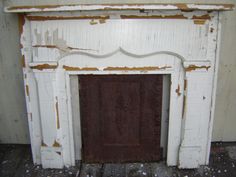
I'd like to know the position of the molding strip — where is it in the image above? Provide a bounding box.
[5,3,234,13]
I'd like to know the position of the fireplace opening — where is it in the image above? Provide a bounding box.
[70,74,170,163]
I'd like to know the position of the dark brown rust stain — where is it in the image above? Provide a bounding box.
[25,85,29,96]
[103,66,171,71]
[120,14,187,19]
[30,63,58,70]
[63,65,99,71]
[26,15,110,21]
[185,65,211,72]
[22,55,26,68]
[53,140,61,147]
[175,85,181,96]
[18,14,25,36]
[55,97,60,129]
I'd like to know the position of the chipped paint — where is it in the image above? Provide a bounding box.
[175,4,189,10]
[90,19,98,25]
[25,85,29,96]
[18,14,25,35]
[192,14,211,20]
[53,140,61,147]
[184,79,187,91]
[121,14,211,20]
[194,19,207,25]
[187,4,234,11]
[182,79,188,118]
[210,27,214,33]
[120,14,188,19]
[185,65,211,72]
[22,55,26,68]
[175,85,181,96]
[56,152,61,155]
[63,65,99,71]
[55,97,60,129]
[30,63,58,70]
[5,4,234,13]
[41,141,48,147]
[103,66,171,71]
[26,15,110,21]
[32,44,97,52]
[99,19,106,24]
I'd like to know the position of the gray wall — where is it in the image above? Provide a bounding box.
[0,1,29,144]
[213,8,236,142]
[0,0,235,143]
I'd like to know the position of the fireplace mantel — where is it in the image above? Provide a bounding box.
[8,3,234,169]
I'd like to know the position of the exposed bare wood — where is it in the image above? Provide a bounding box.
[103,66,171,71]
[26,15,110,21]
[30,63,58,70]
[185,65,211,72]
[63,65,99,71]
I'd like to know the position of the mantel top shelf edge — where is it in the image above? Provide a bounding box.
[4,3,234,13]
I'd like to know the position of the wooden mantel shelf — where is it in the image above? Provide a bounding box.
[5,3,234,13]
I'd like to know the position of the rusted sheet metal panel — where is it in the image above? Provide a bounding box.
[79,75,163,162]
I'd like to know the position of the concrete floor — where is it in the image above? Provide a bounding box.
[0,143,235,177]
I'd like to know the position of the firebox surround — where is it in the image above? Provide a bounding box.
[7,3,234,169]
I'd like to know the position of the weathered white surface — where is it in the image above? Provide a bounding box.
[30,18,209,61]
[0,1,29,144]
[3,0,235,7]
[70,76,82,160]
[18,9,220,169]
[4,4,234,13]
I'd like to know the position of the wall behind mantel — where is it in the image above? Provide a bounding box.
[0,1,29,144]
[0,0,235,143]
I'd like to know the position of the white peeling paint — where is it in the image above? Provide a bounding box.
[4,4,234,13]
[20,10,221,169]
